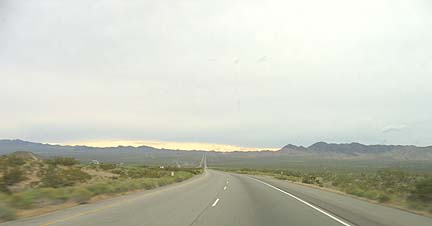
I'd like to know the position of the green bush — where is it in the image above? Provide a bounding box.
[85,183,114,195]
[0,182,10,194]
[42,168,91,188]
[46,188,72,203]
[4,156,25,167]
[411,178,432,202]
[9,187,76,209]
[377,194,390,203]
[99,163,116,170]
[45,157,79,166]
[70,188,92,204]
[301,176,317,184]
[142,180,158,189]
[0,203,16,221]
[10,191,38,209]
[8,186,97,209]
[2,168,25,186]
[111,168,128,178]
[125,168,168,179]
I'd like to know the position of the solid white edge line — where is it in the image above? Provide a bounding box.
[251,178,354,226]
[212,198,220,207]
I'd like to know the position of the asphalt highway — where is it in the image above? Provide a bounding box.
[1,170,431,226]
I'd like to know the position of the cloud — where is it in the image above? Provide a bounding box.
[382,125,407,133]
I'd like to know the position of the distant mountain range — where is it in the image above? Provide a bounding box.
[0,139,205,166]
[278,142,432,160]
[0,139,431,165]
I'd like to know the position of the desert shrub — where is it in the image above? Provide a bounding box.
[111,168,127,178]
[142,180,158,189]
[99,163,116,170]
[110,168,123,174]
[42,168,91,188]
[10,191,40,209]
[2,168,25,186]
[0,181,10,194]
[45,157,79,166]
[0,158,6,171]
[345,187,366,197]
[70,188,92,204]
[9,187,80,209]
[407,201,429,211]
[4,156,25,167]
[301,176,317,184]
[377,194,390,202]
[114,182,131,192]
[82,171,194,196]
[410,178,432,202]
[0,203,16,221]
[85,183,115,195]
[44,188,72,203]
[8,186,97,209]
[363,190,378,200]
[166,167,202,175]
[273,175,287,180]
[124,168,169,179]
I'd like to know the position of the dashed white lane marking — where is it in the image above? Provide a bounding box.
[211,198,220,207]
[251,178,354,226]
[224,186,227,190]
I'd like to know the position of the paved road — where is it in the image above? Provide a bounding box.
[2,170,431,226]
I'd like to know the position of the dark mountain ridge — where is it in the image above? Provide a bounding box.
[1,139,432,163]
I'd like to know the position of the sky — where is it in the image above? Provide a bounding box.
[1,0,432,150]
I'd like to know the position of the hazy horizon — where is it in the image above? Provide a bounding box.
[1,0,432,147]
[49,139,432,151]
[2,138,432,152]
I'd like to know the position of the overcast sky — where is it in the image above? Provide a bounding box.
[1,0,431,149]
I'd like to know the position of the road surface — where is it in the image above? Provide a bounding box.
[2,170,431,226]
